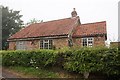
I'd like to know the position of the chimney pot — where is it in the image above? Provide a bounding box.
[71,8,77,17]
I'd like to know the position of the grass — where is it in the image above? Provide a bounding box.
[8,66,59,78]
[5,66,106,79]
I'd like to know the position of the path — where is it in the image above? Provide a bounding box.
[2,68,22,78]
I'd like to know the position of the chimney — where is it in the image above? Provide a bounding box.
[71,8,77,17]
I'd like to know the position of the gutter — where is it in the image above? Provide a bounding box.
[7,35,68,42]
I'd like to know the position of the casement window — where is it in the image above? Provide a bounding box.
[82,37,94,47]
[40,40,53,49]
[16,41,26,50]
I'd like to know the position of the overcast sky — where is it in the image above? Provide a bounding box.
[1,0,119,43]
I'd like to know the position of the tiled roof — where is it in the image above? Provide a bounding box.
[8,16,107,40]
[8,17,79,40]
[73,21,107,37]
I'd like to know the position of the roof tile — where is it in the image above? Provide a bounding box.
[73,21,107,37]
[9,17,78,39]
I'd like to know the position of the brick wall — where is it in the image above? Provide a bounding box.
[8,38,69,50]
[72,38,82,47]
[8,40,40,50]
[8,36,106,50]
[72,35,106,47]
[94,35,106,46]
[9,41,16,50]
[25,40,39,50]
[53,38,68,49]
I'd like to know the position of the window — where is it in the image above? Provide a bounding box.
[82,37,93,47]
[16,41,26,50]
[40,40,53,49]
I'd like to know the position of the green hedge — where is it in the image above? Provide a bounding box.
[63,47,120,75]
[2,50,58,67]
[1,47,120,76]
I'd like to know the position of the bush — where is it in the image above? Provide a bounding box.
[1,47,120,77]
[2,50,58,67]
[63,47,120,76]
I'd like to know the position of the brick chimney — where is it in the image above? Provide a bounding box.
[71,8,77,17]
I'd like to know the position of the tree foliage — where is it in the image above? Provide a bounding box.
[25,18,43,26]
[2,6,23,50]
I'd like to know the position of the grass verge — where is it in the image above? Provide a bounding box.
[8,66,59,78]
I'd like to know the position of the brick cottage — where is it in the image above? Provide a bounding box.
[8,8,107,50]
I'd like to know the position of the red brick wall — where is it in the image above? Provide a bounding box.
[94,35,106,46]
[53,38,68,49]
[8,40,39,50]
[73,35,106,47]
[9,42,16,50]
[25,40,39,50]
[8,36,106,50]
[8,38,69,50]
[72,38,82,47]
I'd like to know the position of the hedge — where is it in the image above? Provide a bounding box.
[2,50,59,67]
[63,47,120,75]
[1,47,120,76]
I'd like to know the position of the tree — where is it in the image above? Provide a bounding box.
[2,6,23,50]
[25,18,43,26]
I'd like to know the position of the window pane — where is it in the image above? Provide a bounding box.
[49,40,53,49]
[44,40,48,43]
[82,38,87,46]
[88,38,93,47]
[49,40,52,44]
[88,38,92,41]
[40,40,53,49]
[82,38,93,47]
[40,40,43,49]
[83,43,87,46]
[44,43,48,49]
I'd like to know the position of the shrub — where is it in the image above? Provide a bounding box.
[1,46,120,77]
[63,47,120,76]
[2,50,58,67]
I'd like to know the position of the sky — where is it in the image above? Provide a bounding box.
[0,0,119,43]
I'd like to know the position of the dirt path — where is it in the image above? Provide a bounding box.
[2,68,22,78]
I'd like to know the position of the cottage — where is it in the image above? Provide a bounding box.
[8,8,107,50]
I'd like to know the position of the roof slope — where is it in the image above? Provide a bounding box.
[9,17,78,40]
[73,21,107,37]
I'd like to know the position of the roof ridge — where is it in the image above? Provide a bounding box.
[26,16,80,28]
[81,21,106,25]
[33,17,73,25]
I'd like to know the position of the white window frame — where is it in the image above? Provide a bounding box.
[40,40,53,49]
[16,41,26,50]
[82,37,94,47]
